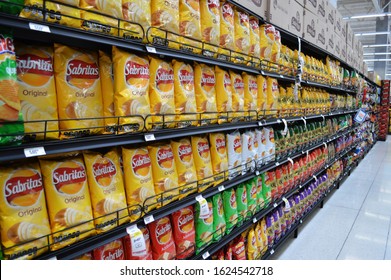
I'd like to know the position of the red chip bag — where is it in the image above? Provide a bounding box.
[171,206,195,259]
[123,227,153,260]
[148,216,176,260]
[225,244,233,260]
[212,248,225,260]
[92,239,126,260]
[232,236,246,260]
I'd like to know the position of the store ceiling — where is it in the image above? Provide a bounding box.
[337,0,391,78]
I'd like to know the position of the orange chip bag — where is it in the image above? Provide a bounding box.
[122,147,156,220]
[54,44,104,138]
[112,47,150,132]
[83,149,129,233]
[39,155,95,251]
[215,66,233,123]
[243,72,258,112]
[230,71,244,120]
[173,60,197,127]
[266,77,279,117]
[148,143,179,207]
[0,161,51,260]
[123,226,153,260]
[257,75,267,114]
[232,235,246,260]
[171,206,195,259]
[219,1,234,55]
[209,133,228,185]
[191,135,214,191]
[170,138,197,199]
[20,0,81,29]
[149,57,176,129]
[233,8,250,62]
[200,0,220,55]
[249,16,260,59]
[15,43,59,140]
[148,216,176,260]
[121,0,150,41]
[194,62,218,125]
[93,238,126,260]
[179,0,202,54]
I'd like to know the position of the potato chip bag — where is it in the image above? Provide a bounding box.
[209,133,228,185]
[93,238,125,260]
[148,216,176,260]
[265,214,275,246]
[264,127,275,162]
[222,188,238,234]
[233,8,249,62]
[229,71,244,120]
[255,174,265,211]
[227,131,242,179]
[83,149,128,233]
[247,228,258,260]
[257,75,267,114]
[194,62,218,125]
[149,57,176,129]
[121,0,150,41]
[170,138,197,199]
[200,0,220,55]
[249,16,260,60]
[112,47,150,132]
[271,30,281,65]
[195,197,213,252]
[243,72,257,112]
[274,166,283,200]
[172,60,197,127]
[191,135,214,191]
[171,206,195,259]
[98,51,115,132]
[232,235,246,260]
[212,248,225,260]
[179,0,202,54]
[266,77,279,117]
[241,131,254,172]
[123,226,153,260]
[80,0,122,36]
[215,66,233,123]
[257,218,268,255]
[260,24,275,63]
[263,171,274,205]
[212,193,226,241]
[20,0,81,28]
[219,1,235,55]
[225,244,233,259]
[54,44,104,137]
[148,143,179,207]
[235,184,247,222]
[122,147,156,219]
[39,155,95,251]
[0,161,51,260]
[246,178,257,214]
[255,128,266,165]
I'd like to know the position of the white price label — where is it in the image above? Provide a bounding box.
[144,134,156,141]
[270,249,275,255]
[49,256,57,260]
[218,185,225,192]
[323,142,328,149]
[275,162,280,167]
[24,146,46,158]
[255,170,260,176]
[313,175,317,181]
[261,71,265,75]
[287,157,294,165]
[277,119,282,124]
[143,215,155,224]
[202,252,210,259]
[146,46,157,53]
[258,121,263,127]
[126,225,147,257]
[253,217,258,223]
[299,185,302,189]
[29,22,51,33]
[300,219,303,224]
[196,195,209,219]
[280,75,284,78]
[273,203,278,208]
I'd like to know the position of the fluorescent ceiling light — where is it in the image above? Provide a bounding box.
[363,59,391,61]
[386,74,391,76]
[343,13,391,19]
[363,52,391,55]
[363,44,391,48]
[355,32,390,36]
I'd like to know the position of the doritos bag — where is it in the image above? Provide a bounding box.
[148,216,176,260]
[171,206,195,259]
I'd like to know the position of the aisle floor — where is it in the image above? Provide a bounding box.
[271,138,391,260]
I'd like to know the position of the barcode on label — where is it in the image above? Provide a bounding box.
[143,215,154,224]
[24,147,46,158]
[29,23,51,33]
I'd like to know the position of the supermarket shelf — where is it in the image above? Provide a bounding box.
[301,79,357,94]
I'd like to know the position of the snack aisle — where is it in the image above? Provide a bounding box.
[0,0,387,261]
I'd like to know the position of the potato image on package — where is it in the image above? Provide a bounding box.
[200,0,220,55]
[191,135,214,191]
[0,162,51,259]
[243,72,258,113]
[121,0,150,41]
[179,0,202,54]
[257,75,267,114]
[219,1,235,55]
[209,133,228,185]
[148,216,176,260]
[39,155,95,251]
[195,197,213,252]
[266,77,279,117]
[233,8,250,62]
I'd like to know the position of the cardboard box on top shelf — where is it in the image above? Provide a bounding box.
[340,18,347,42]
[325,0,336,31]
[346,46,353,66]
[267,0,304,37]
[233,0,268,19]
[317,19,327,51]
[304,0,327,23]
[340,40,347,62]
[302,8,318,45]
[346,22,354,47]
[334,34,343,59]
[334,10,344,38]
[325,25,335,55]
[358,40,363,58]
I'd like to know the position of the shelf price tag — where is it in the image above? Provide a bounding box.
[146,46,157,53]
[261,70,265,75]
[253,217,258,223]
[144,134,156,142]
[300,219,303,224]
[202,251,210,259]
[270,249,275,255]
[143,215,155,225]
[29,22,51,33]
[275,162,280,167]
[299,185,302,189]
[323,142,328,149]
[196,195,209,219]
[24,146,46,158]
[313,175,317,181]
[301,117,307,128]
[281,119,288,136]
[287,157,294,166]
[277,119,282,124]
[273,203,278,208]
[218,185,225,192]
[255,170,260,176]
[48,256,57,260]
[126,225,147,257]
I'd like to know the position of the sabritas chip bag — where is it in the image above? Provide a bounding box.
[235,184,248,223]
[249,16,260,60]
[243,72,258,112]
[0,161,51,260]
[232,235,246,260]
[257,75,267,114]
[219,1,235,54]
[191,135,214,191]
[149,57,176,129]
[260,24,275,62]
[80,0,123,36]
[15,43,59,140]
[148,143,179,207]
[194,62,218,125]
[170,138,197,199]
[121,0,150,41]
[171,206,195,259]
[233,8,250,62]
[227,131,242,179]
[209,133,228,185]
[123,226,153,260]
[179,0,202,54]
[255,129,266,165]
[20,0,81,29]
[148,216,176,260]
[241,131,254,172]
[215,66,233,123]
[246,178,257,214]
[172,60,197,127]
[98,51,115,132]
[83,149,129,233]
[112,46,150,132]
[93,238,126,260]
[212,193,226,241]
[222,188,238,234]
[263,171,274,205]
[122,147,156,220]
[230,71,244,120]
[255,174,265,211]
[266,77,279,117]
[200,0,220,55]
[272,30,281,65]
[39,155,95,251]
[247,228,258,260]
[54,44,104,138]
[195,197,213,252]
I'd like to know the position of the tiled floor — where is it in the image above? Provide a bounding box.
[271,138,391,260]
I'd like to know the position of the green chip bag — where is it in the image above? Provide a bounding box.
[212,193,226,241]
[195,197,214,253]
[256,175,265,212]
[0,0,23,15]
[236,184,248,223]
[246,178,257,215]
[0,112,24,146]
[222,189,238,234]
[262,172,272,206]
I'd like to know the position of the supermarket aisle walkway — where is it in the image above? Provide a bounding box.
[271,138,391,260]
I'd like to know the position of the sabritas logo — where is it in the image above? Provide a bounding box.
[124,60,149,82]
[223,73,232,90]
[178,144,193,163]
[241,188,247,204]
[235,242,245,255]
[178,209,194,233]
[155,219,172,245]
[249,79,257,91]
[307,20,316,38]
[233,137,241,152]
[234,78,244,91]
[102,247,124,260]
[201,72,215,87]
[0,34,15,53]
[230,191,236,208]
[247,136,253,150]
[157,148,174,169]
[17,54,53,76]
[66,59,99,80]
[197,141,210,158]
[92,158,116,187]
[265,24,274,35]
[4,169,43,207]
[250,184,257,198]
[291,12,301,32]
[215,137,226,154]
[239,12,249,26]
[179,69,194,86]
[222,2,233,23]
[132,152,151,177]
[272,82,278,92]
[156,68,174,85]
[207,0,219,10]
[53,163,86,195]
[250,18,259,31]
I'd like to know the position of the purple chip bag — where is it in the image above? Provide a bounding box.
[266,214,274,248]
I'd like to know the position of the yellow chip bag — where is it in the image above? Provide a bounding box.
[15,43,59,140]
[194,62,218,125]
[233,8,250,62]
[257,75,267,114]
[121,0,150,41]
[99,51,116,132]
[39,155,95,251]
[179,0,202,54]
[191,135,214,191]
[54,44,104,138]
[170,138,198,199]
[260,24,275,63]
[266,77,279,117]
[149,57,176,129]
[243,72,258,114]
[200,0,220,55]
[215,66,233,123]
[249,16,260,60]
[83,149,129,233]
[112,46,150,132]
[219,1,235,55]
[247,228,258,260]
[148,143,179,207]
[122,147,156,220]
[0,161,51,260]
[20,0,81,28]
[209,133,228,185]
[173,60,197,127]
[80,0,123,36]
[230,71,244,121]
[272,29,281,65]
